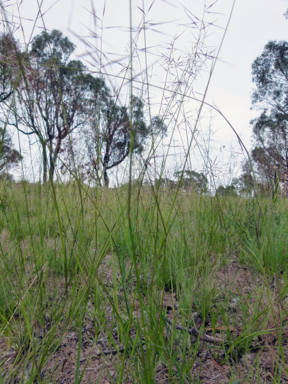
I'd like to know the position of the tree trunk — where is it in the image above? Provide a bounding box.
[49,151,55,182]
[42,144,48,183]
[49,137,61,182]
[103,167,109,187]
[95,168,102,186]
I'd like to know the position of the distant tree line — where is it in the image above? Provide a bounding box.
[2,25,288,196]
[155,170,209,194]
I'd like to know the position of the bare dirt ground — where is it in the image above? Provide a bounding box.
[1,258,288,383]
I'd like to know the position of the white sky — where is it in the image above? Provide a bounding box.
[2,0,288,185]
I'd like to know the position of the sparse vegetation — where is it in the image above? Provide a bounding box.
[0,182,287,383]
[0,1,288,383]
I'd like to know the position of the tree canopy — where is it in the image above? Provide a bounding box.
[13,30,104,182]
[174,170,208,193]
[0,33,20,104]
[216,184,237,197]
[85,96,167,186]
[2,29,166,185]
[0,127,22,176]
[250,40,288,185]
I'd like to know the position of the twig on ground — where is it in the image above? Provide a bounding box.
[80,347,126,363]
[164,317,224,345]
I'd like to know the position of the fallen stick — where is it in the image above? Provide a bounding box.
[164,317,224,345]
[80,347,126,362]
[80,318,225,364]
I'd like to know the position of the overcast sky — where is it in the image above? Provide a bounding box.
[2,0,288,183]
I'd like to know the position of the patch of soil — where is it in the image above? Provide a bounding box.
[1,258,288,383]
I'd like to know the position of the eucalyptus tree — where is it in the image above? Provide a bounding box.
[7,29,166,185]
[85,95,167,187]
[0,127,22,176]
[250,40,288,184]
[215,185,237,197]
[0,34,23,178]
[15,29,101,182]
[231,160,255,196]
[174,170,208,193]
[0,33,19,103]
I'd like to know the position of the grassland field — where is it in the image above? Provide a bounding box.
[0,180,288,383]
